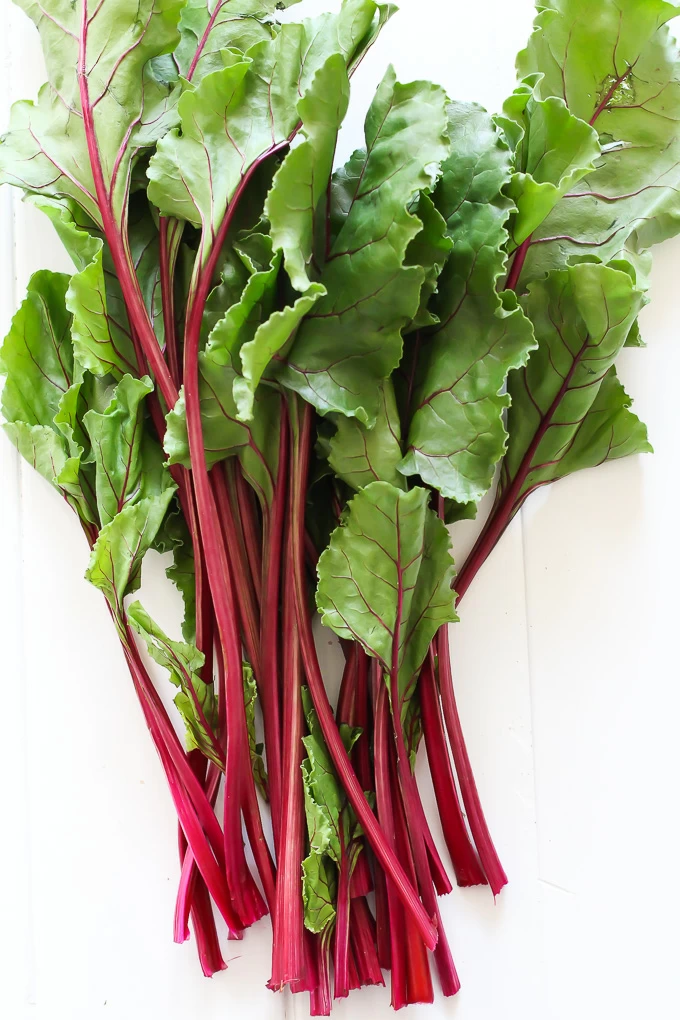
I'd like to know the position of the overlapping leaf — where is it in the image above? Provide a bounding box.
[147,0,382,261]
[0,0,183,223]
[316,483,457,710]
[502,260,649,515]
[515,0,680,282]
[300,687,361,934]
[399,103,535,503]
[499,76,600,245]
[276,67,450,424]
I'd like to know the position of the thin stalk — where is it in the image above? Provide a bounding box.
[420,654,486,887]
[333,838,354,1000]
[290,397,438,952]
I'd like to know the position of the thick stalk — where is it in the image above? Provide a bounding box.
[159,216,182,388]
[437,624,508,896]
[236,464,263,608]
[258,406,288,847]
[270,542,308,990]
[372,674,407,1008]
[333,838,354,1000]
[349,896,384,988]
[290,397,437,952]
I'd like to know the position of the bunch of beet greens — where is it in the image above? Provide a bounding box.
[3,0,680,1010]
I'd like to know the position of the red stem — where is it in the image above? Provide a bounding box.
[436,624,508,896]
[270,541,308,990]
[349,897,384,988]
[420,654,486,886]
[258,404,288,847]
[236,464,263,608]
[333,839,354,1000]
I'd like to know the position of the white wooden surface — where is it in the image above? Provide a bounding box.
[1,2,679,1018]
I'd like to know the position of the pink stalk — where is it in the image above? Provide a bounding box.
[420,655,486,887]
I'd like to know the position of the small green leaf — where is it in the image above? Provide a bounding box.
[128,602,221,768]
[322,380,405,491]
[301,852,337,935]
[85,490,176,630]
[243,663,267,797]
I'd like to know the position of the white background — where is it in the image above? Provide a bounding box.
[2,1,679,1018]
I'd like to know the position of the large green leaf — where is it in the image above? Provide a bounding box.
[316,482,457,710]
[399,103,535,503]
[85,490,175,631]
[276,67,450,424]
[0,0,183,223]
[501,261,649,516]
[499,76,600,245]
[128,602,221,767]
[515,0,680,282]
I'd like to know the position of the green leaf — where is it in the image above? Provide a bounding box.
[1,270,74,428]
[404,192,453,329]
[400,103,535,502]
[515,0,680,281]
[164,372,280,509]
[266,53,351,294]
[148,0,382,257]
[499,77,600,245]
[66,247,139,379]
[276,67,450,424]
[321,380,405,491]
[301,852,337,935]
[243,662,267,797]
[85,490,176,629]
[0,269,101,523]
[173,0,285,84]
[502,261,649,515]
[234,284,325,421]
[0,0,183,223]
[128,602,221,768]
[316,482,457,709]
[83,374,171,526]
